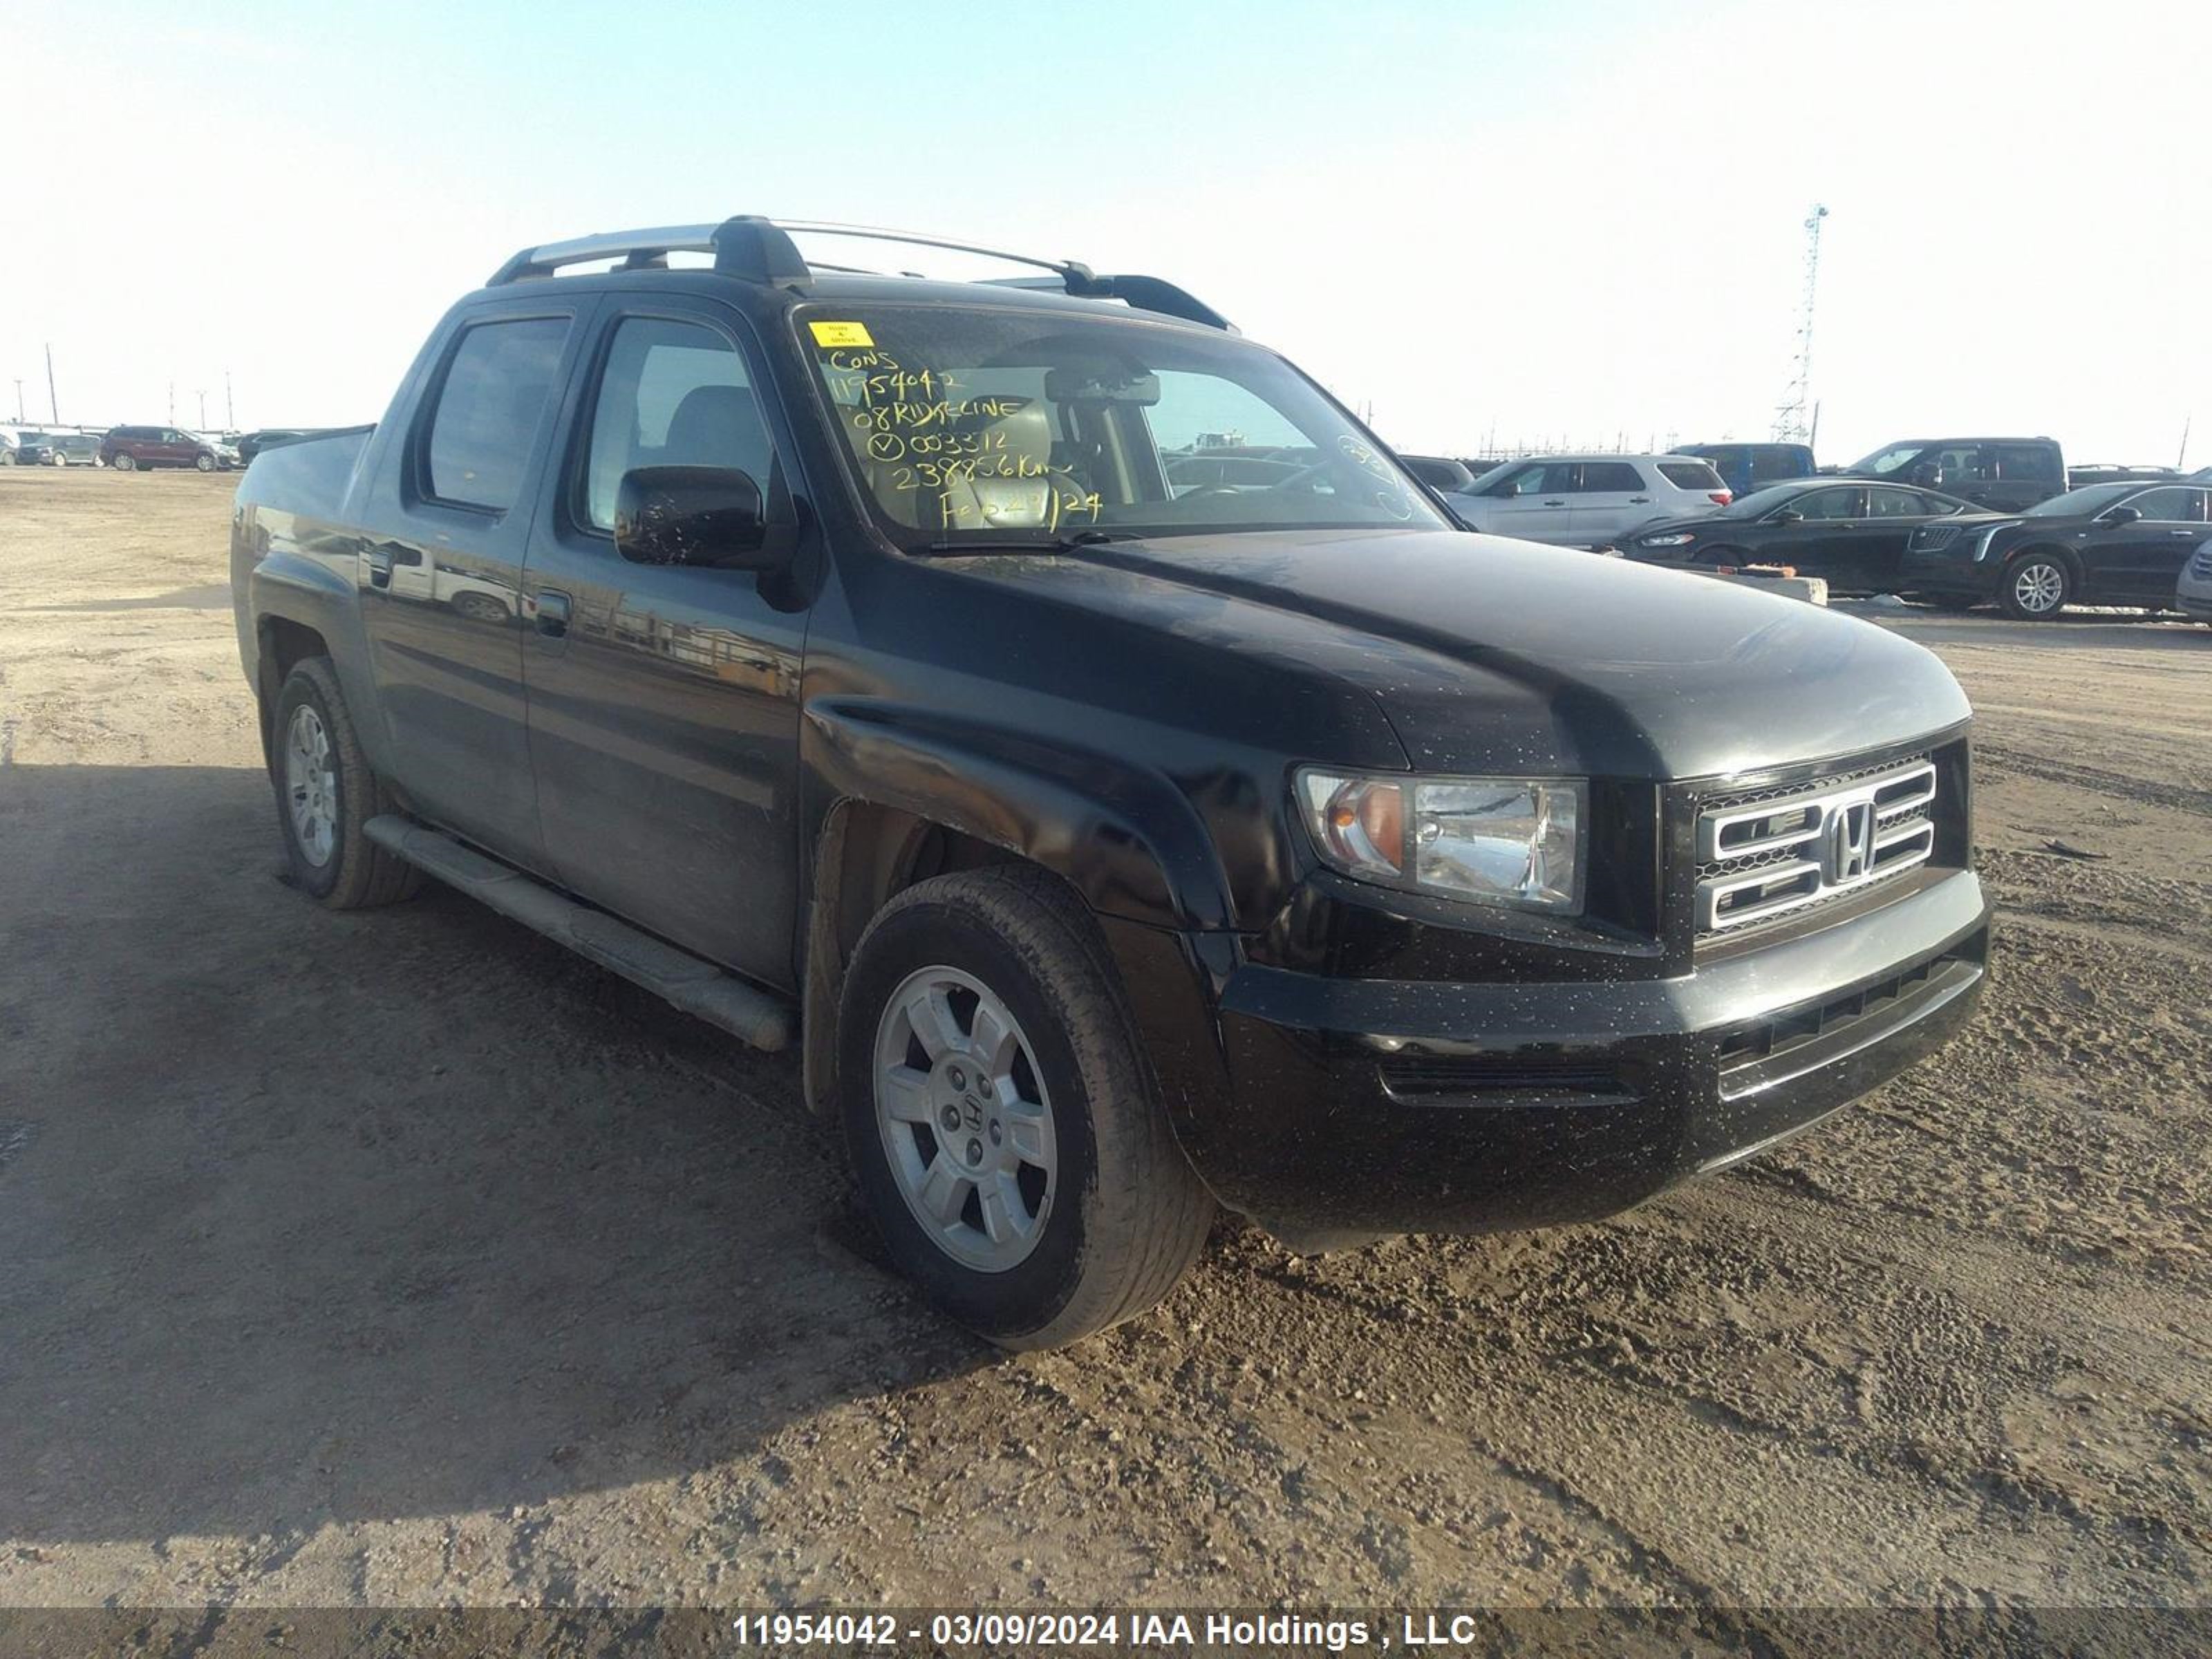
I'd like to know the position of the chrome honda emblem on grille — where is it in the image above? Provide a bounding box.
[1824,796,1877,883]
[1694,757,1940,933]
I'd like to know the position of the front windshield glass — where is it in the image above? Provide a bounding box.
[1848,444,1925,476]
[800,303,1447,546]
[2025,483,2130,517]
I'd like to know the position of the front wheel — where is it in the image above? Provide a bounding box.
[194,453,216,473]
[838,865,1215,1350]
[270,657,422,908]
[2000,554,2070,619]
[113,452,135,471]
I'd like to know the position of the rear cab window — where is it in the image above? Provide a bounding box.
[418,315,571,512]
[1993,442,2063,485]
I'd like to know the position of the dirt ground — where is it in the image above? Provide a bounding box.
[1,467,2207,1615]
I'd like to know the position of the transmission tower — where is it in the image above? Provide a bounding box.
[1772,204,1828,443]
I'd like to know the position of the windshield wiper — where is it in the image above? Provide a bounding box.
[918,529,1130,558]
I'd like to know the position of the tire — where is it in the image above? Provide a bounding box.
[113,452,135,471]
[449,592,511,623]
[838,865,1215,1350]
[270,657,423,909]
[1999,552,2070,620]
[0,450,13,467]
[194,453,216,473]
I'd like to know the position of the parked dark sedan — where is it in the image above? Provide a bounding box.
[1620,479,1978,593]
[1899,480,2212,619]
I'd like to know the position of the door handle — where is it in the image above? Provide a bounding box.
[366,545,393,589]
[1628,496,1651,504]
[534,589,572,639]
[1541,498,1566,507]
[2170,529,2199,537]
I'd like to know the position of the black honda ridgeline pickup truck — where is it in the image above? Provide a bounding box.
[232,216,1989,1349]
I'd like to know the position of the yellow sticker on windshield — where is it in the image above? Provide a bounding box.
[809,320,874,348]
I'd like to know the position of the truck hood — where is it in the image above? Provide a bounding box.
[960,527,1971,780]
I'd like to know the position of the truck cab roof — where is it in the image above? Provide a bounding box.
[485,216,1237,335]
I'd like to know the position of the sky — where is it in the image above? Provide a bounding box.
[4,0,2206,467]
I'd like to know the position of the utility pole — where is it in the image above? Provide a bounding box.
[2180,415,2192,469]
[1772,204,1828,444]
[168,382,176,425]
[196,389,207,430]
[10,379,21,423]
[45,344,58,424]
[225,370,234,430]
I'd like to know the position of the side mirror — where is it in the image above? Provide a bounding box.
[2099,505,2142,527]
[1770,509,1804,525]
[614,466,782,568]
[1909,464,1940,487]
[1485,480,1519,498]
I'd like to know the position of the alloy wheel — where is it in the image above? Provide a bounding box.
[283,704,339,868]
[2012,561,2065,615]
[872,964,1058,1273]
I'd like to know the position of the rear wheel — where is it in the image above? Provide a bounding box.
[838,865,1215,1350]
[270,657,422,909]
[2000,553,2070,619]
[449,591,511,624]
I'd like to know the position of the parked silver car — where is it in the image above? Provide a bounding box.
[1444,453,1732,548]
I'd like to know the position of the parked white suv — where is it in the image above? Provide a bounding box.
[1445,454,1732,549]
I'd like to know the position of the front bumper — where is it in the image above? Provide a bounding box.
[2175,587,2212,621]
[1900,553,1996,597]
[1179,870,1989,1247]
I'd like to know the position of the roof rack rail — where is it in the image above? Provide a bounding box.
[487,216,809,286]
[485,216,1234,331]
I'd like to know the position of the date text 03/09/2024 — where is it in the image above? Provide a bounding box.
[727,1611,1390,1650]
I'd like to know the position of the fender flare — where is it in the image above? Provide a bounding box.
[2000,541,2083,588]
[803,697,1237,932]
[249,550,392,774]
[798,698,1244,1123]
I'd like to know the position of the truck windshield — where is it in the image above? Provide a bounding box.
[798,303,1447,547]
[1849,444,1925,476]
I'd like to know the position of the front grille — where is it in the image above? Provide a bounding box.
[1695,754,1937,935]
[2191,545,2212,580]
[1911,525,1962,552]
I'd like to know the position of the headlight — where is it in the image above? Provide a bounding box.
[1639,531,1696,547]
[1296,769,1584,914]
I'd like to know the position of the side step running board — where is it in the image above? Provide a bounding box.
[363,816,794,1052]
